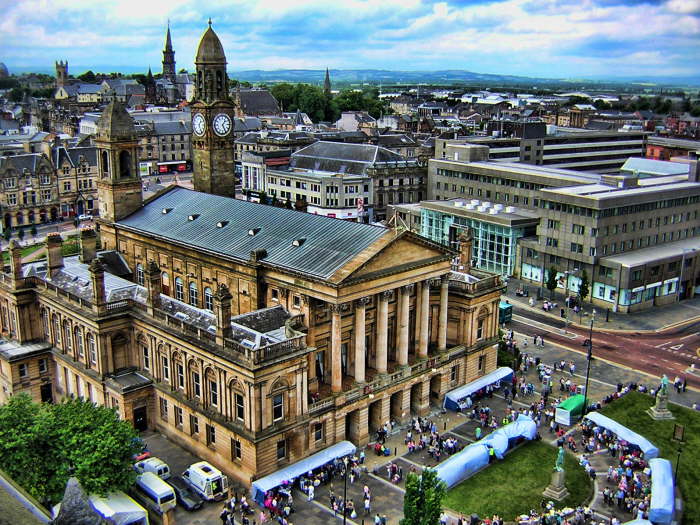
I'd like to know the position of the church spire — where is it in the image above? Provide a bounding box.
[323,67,331,97]
[162,22,176,82]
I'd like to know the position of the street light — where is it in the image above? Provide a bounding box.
[677,248,696,303]
[582,309,596,415]
[342,456,349,525]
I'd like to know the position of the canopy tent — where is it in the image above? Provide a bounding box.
[435,415,537,488]
[251,441,356,504]
[584,412,659,459]
[555,394,586,426]
[443,367,514,411]
[622,520,653,525]
[433,443,490,489]
[649,458,674,524]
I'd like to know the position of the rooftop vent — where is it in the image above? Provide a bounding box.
[217,221,229,228]
[505,206,516,213]
[162,208,173,214]
[454,201,464,207]
[292,238,306,247]
[471,200,480,206]
[489,208,499,215]
[248,227,260,236]
[188,214,199,221]
[465,204,475,210]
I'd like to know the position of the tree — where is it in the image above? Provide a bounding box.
[400,468,446,525]
[3,228,11,241]
[546,266,558,300]
[0,395,140,506]
[578,270,590,303]
[17,228,24,242]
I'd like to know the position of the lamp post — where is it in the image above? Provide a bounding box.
[583,309,596,414]
[677,248,696,303]
[672,423,685,485]
[342,456,349,525]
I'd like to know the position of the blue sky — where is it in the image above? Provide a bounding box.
[0,0,698,79]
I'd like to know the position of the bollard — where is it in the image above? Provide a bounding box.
[444,421,447,430]
[606,308,610,322]
[394,447,397,456]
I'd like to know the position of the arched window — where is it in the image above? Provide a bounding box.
[101,150,109,176]
[175,277,184,301]
[52,314,61,345]
[136,263,144,286]
[204,287,213,311]
[63,321,72,351]
[118,150,131,179]
[87,333,97,365]
[41,309,49,339]
[74,326,84,358]
[161,272,170,295]
[188,282,198,307]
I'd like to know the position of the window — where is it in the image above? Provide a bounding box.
[235,393,245,421]
[63,322,72,351]
[204,287,213,311]
[188,282,198,307]
[589,247,596,257]
[450,365,458,382]
[192,371,201,397]
[272,393,284,421]
[478,355,485,373]
[590,228,598,237]
[293,295,301,309]
[159,397,168,421]
[668,261,677,272]
[177,363,184,388]
[547,219,560,229]
[190,414,199,435]
[175,277,184,301]
[232,438,242,460]
[276,439,286,460]
[314,422,324,442]
[572,224,585,235]
[38,358,48,373]
[18,363,28,378]
[7,194,16,205]
[599,266,614,278]
[570,243,583,254]
[206,424,216,446]
[632,269,642,281]
[136,264,144,286]
[476,319,484,340]
[175,406,183,429]
[162,355,170,380]
[650,265,660,277]
[209,380,218,407]
[142,343,150,370]
[545,237,558,247]
[271,288,279,301]
[87,333,97,365]
[75,327,84,358]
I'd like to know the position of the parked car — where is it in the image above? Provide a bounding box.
[134,457,171,480]
[167,476,204,511]
[77,214,93,221]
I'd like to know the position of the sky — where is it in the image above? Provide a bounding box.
[0,0,699,80]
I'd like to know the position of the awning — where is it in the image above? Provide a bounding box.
[584,412,659,458]
[631,286,645,293]
[649,458,674,524]
[646,282,662,289]
[663,277,679,284]
[443,367,513,411]
[251,441,356,504]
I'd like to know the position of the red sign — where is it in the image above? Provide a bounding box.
[177,164,186,171]
[158,165,168,173]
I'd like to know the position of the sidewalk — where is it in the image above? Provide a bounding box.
[504,276,700,332]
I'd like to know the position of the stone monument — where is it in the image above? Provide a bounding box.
[647,374,675,420]
[542,446,569,501]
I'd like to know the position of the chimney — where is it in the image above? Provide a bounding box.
[145,261,162,313]
[46,233,64,276]
[689,151,699,183]
[458,229,473,274]
[8,240,24,287]
[79,228,97,263]
[89,258,106,312]
[214,284,233,346]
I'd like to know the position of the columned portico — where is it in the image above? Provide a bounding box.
[330,304,343,393]
[354,297,370,383]
[375,290,391,374]
[438,274,449,352]
[419,279,430,358]
[397,285,412,366]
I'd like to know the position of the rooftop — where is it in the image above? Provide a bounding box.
[602,237,700,268]
[620,157,690,178]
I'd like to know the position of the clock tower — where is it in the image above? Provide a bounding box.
[191,20,236,197]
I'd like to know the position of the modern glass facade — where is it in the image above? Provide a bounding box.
[421,208,531,276]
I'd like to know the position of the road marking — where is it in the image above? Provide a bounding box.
[670,344,684,350]
[655,341,672,348]
[512,314,578,339]
[680,332,698,340]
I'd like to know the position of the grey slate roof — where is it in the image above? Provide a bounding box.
[290,141,407,175]
[153,120,191,135]
[117,187,388,280]
[238,89,282,116]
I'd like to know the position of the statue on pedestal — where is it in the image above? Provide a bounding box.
[648,374,675,420]
[555,445,565,472]
[543,446,569,501]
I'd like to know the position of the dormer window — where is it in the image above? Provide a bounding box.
[248,228,260,236]
[217,221,229,228]
[292,238,306,247]
[162,208,173,214]
[188,214,199,221]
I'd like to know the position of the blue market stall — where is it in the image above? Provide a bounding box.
[649,458,674,524]
[443,367,514,411]
[251,441,356,504]
[584,412,659,458]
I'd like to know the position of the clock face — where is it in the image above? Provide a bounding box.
[213,113,232,137]
[192,113,206,136]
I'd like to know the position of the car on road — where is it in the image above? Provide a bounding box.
[77,214,93,221]
[167,476,204,511]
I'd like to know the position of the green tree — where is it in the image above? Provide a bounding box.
[401,468,446,525]
[546,266,558,300]
[0,394,140,506]
[578,270,590,303]
[8,87,26,102]
[17,228,24,242]
[77,70,96,83]
[3,228,11,241]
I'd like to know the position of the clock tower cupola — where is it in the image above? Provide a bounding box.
[191,20,236,197]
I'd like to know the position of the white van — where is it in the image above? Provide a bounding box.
[135,472,177,514]
[134,457,171,480]
[183,461,228,501]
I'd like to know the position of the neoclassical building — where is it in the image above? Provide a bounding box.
[0,24,504,488]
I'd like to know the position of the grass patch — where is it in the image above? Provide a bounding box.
[601,391,699,525]
[1,243,45,263]
[443,440,592,521]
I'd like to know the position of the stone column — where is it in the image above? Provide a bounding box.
[330,304,343,393]
[413,282,422,344]
[375,291,391,374]
[419,280,431,357]
[397,285,412,366]
[438,275,449,352]
[354,297,370,383]
[214,284,233,346]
